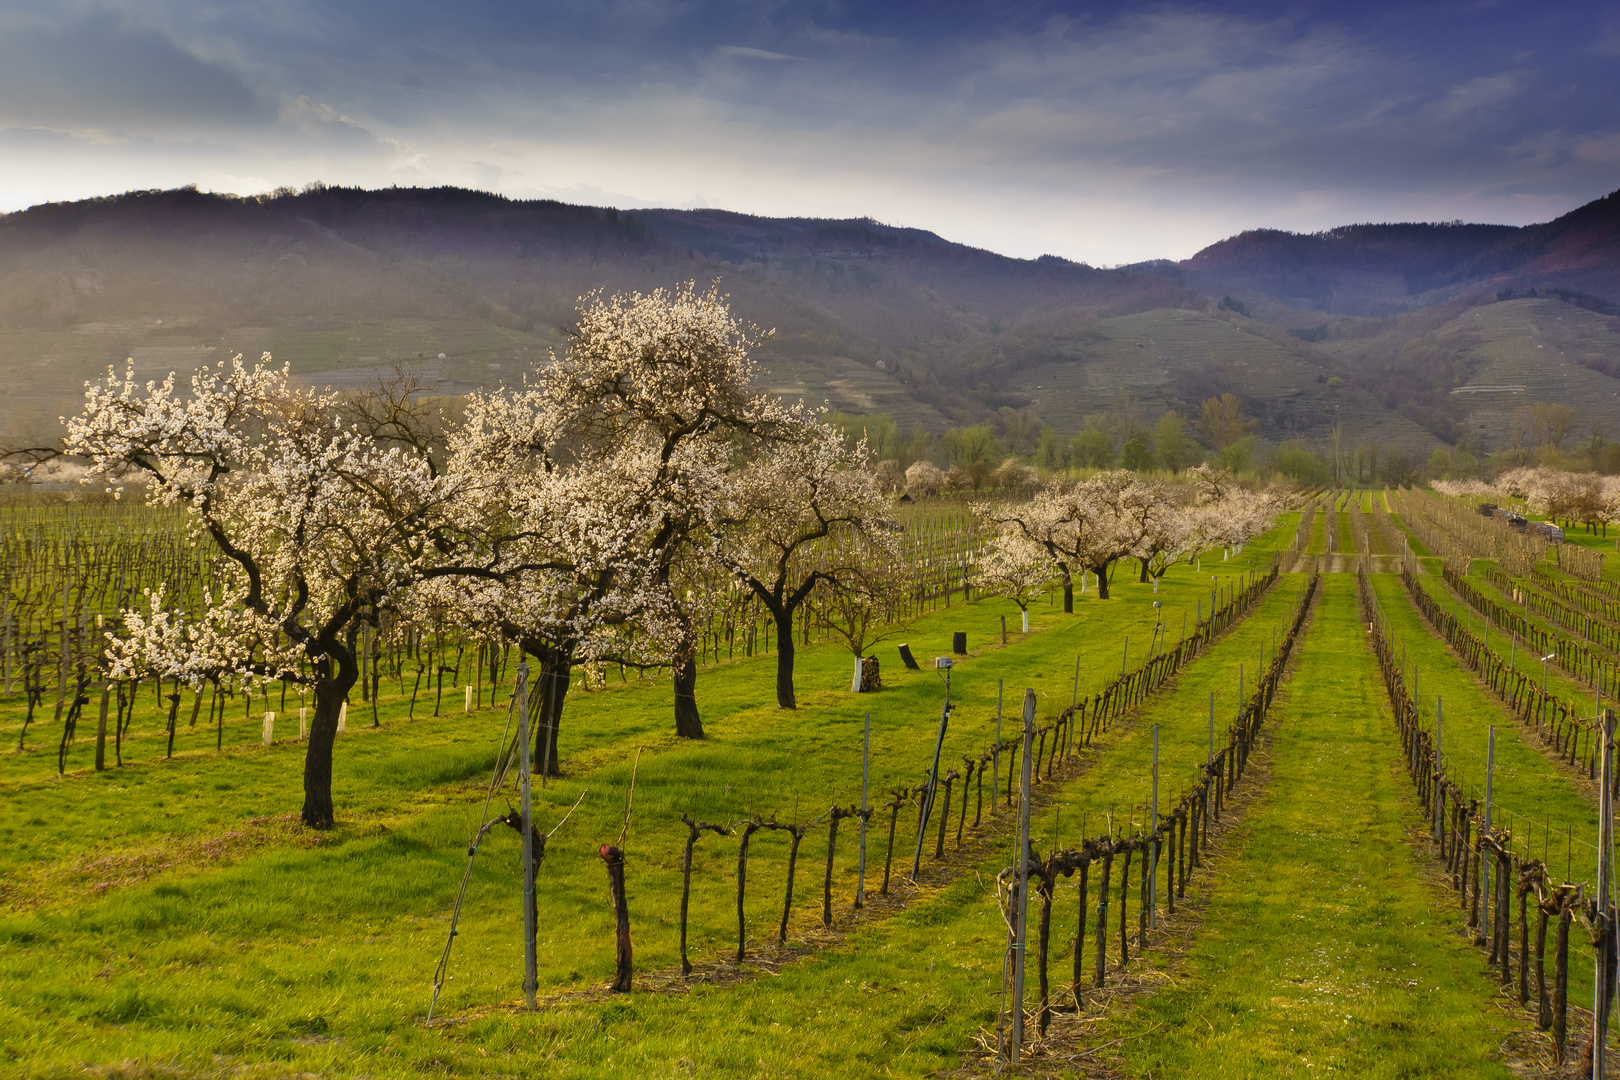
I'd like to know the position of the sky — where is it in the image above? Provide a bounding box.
[0,0,1614,264]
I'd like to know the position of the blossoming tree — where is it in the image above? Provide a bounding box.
[712,421,889,709]
[66,357,498,827]
[448,281,807,756]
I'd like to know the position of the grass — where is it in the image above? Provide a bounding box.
[0,553,1291,1076]
[1305,511,1328,555]
[1106,577,1530,1079]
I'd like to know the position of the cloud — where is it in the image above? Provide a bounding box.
[0,10,267,130]
[0,1,1615,263]
[714,45,804,62]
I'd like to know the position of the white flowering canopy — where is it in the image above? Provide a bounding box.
[66,355,489,691]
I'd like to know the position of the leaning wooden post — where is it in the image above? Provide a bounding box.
[1010,687,1037,1060]
[911,663,953,881]
[516,662,536,1009]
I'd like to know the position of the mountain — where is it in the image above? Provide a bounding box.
[0,184,1616,463]
[1172,189,1620,318]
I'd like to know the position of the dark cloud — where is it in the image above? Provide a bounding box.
[0,1,1614,260]
[0,10,268,129]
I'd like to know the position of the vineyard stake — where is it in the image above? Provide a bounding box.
[1481,726,1495,947]
[1150,724,1159,929]
[1594,709,1616,1080]
[857,710,870,908]
[1010,688,1037,1060]
[992,679,1002,817]
[911,664,953,882]
[1435,696,1443,834]
[517,661,536,1009]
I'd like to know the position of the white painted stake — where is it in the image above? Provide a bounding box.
[336,702,346,735]
[262,711,274,746]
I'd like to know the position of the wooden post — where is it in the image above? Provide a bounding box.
[599,844,632,993]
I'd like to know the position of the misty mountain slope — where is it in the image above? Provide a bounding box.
[1000,307,1437,449]
[1,184,1613,451]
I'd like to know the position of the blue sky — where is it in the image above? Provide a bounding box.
[0,1,1614,263]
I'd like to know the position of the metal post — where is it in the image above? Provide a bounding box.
[1009,688,1037,1059]
[992,679,1002,817]
[857,710,870,908]
[1481,726,1494,946]
[1594,709,1614,1080]
[1435,696,1443,833]
[517,662,536,1009]
[912,668,953,880]
[1150,724,1159,928]
[1209,691,1215,766]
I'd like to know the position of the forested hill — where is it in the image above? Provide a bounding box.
[1164,188,1620,317]
[0,184,1616,465]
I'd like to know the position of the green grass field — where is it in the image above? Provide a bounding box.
[2,497,1608,1077]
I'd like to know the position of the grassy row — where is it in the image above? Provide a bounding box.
[1367,574,1599,880]
[1104,577,1531,1079]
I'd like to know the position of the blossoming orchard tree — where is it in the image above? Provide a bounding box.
[448,281,806,756]
[975,529,1054,632]
[978,470,1155,606]
[714,422,888,709]
[66,358,499,828]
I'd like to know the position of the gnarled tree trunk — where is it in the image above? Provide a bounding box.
[773,608,797,709]
[521,639,575,777]
[670,614,705,738]
[302,646,358,829]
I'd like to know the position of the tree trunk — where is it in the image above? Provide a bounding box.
[302,648,358,829]
[1093,562,1112,600]
[521,640,575,776]
[671,620,705,739]
[1138,558,1151,583]
[1061,569,1074,613]
[774,610,797,709]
